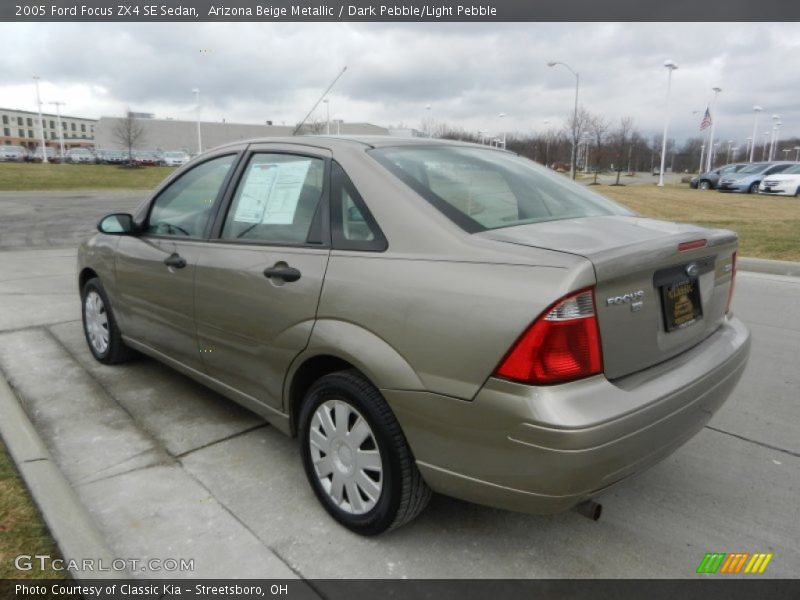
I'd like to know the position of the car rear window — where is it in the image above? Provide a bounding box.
[369,145,630,232]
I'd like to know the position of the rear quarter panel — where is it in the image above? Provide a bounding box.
[314,252,595,400]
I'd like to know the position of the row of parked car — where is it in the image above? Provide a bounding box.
[689,161,800,196]
[0,145,190,167]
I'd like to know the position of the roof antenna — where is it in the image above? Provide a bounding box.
[293,66,348,136]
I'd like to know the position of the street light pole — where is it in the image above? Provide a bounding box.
[192,88,202,154]
[323,98,330,134]
[548,61,579,180]
[705,86,721,172]
[699,144,705,173]
[794,146,800,161]
[543,119,550,167]
[425,105,431,137]
[498,113,506,149]
[769,116,781,161]
[658,60,678,187]
[49,101,66,161]
[749,106,763,162]
[33,76,48,163]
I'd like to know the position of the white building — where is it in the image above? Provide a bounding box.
[1,107,96,150]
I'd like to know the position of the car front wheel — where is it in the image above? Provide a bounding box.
[81,278,135,364]
[299,370,431,535]
[748,182,760,194]
[698,180,712,190]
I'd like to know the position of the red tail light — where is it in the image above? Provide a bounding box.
[494,288,603,385]
[726,251,737,314]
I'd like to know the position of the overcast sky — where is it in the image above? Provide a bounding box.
[2,22,799,147]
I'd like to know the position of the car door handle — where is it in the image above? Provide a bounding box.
[164,253,187,269]
[263,265,302,283]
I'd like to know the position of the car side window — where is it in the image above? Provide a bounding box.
[766,164,791,175]
[221,153,325,244]
[330,162,387,252]
[146,154,236,238]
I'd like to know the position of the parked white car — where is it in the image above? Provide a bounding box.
[759,164,800,196]
[66,148,96,164]
[160,150,190,167]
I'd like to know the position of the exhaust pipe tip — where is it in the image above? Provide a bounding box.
[574,500,602,521]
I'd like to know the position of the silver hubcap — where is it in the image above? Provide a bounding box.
[84,291,109,355]
[309,400,383,515]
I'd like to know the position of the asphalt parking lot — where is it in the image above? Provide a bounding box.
[0,191,798,579]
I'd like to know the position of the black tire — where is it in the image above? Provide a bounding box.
[299,369,431,535]
[748,182,760,194]
[698,180,712,190]
[81,277,136,364]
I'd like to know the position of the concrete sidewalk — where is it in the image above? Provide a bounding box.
[0,247,798,579]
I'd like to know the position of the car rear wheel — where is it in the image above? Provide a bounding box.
[81,278,135,364]
[748,182,759,194]
[698,180,712,190]
[299,369,431,535]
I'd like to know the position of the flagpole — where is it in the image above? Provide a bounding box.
[706,87,721,172]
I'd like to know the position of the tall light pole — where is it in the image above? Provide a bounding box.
[705,86,721,172]
[548,61,580,179]
[658,60,678,187]
[794,146,800,161]
[192,88,202,154]
[49,101,66,161]
[749,106,763,162]
[323,98,330,134]
[744,137,752,162]
[33,76,48,163]
[498,112,506,149]
[698,144,706,173]
[762,131,770,161]
[543,119,551,167]
[726,140,734,163]
[425,104,431,137]
[769,116,781,161]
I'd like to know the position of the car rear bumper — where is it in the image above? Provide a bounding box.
[384,315,750,515]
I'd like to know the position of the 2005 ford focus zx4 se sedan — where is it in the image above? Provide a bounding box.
[78,136,750,535]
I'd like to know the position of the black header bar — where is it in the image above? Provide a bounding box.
[4,0,800,22]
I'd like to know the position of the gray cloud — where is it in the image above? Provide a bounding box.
[2,22,799,146]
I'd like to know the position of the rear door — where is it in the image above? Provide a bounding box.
[193,145,331,410]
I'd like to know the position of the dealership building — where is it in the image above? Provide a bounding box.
[0,107,96,150]
[94,116,390,153]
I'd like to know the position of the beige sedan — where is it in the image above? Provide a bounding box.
[78,136,750,534]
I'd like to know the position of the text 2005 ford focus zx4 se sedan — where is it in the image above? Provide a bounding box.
[78,137,750,535]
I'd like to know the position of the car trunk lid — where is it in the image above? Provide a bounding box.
[478,215,737,380]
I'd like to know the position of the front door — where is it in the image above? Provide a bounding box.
[194,149,331,410]
[114,152,240,370]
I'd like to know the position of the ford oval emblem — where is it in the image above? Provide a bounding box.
[685,263,700,277]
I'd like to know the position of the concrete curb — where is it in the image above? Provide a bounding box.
[0,376,129,580]
[739,256,800,278]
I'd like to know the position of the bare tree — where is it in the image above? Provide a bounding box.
[565,106,593,179]
[588,114,610,183]
[114,112,146,166]
[608,117,635,185]
[295,117,326,135]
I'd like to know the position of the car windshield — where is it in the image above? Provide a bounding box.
[737,163,772,174]
[369,145,631,232]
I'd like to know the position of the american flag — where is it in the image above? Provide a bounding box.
[700,108,712,131]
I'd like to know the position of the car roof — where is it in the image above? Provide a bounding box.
[213,135,505,153]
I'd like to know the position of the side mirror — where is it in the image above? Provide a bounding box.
[97,213,136,235]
